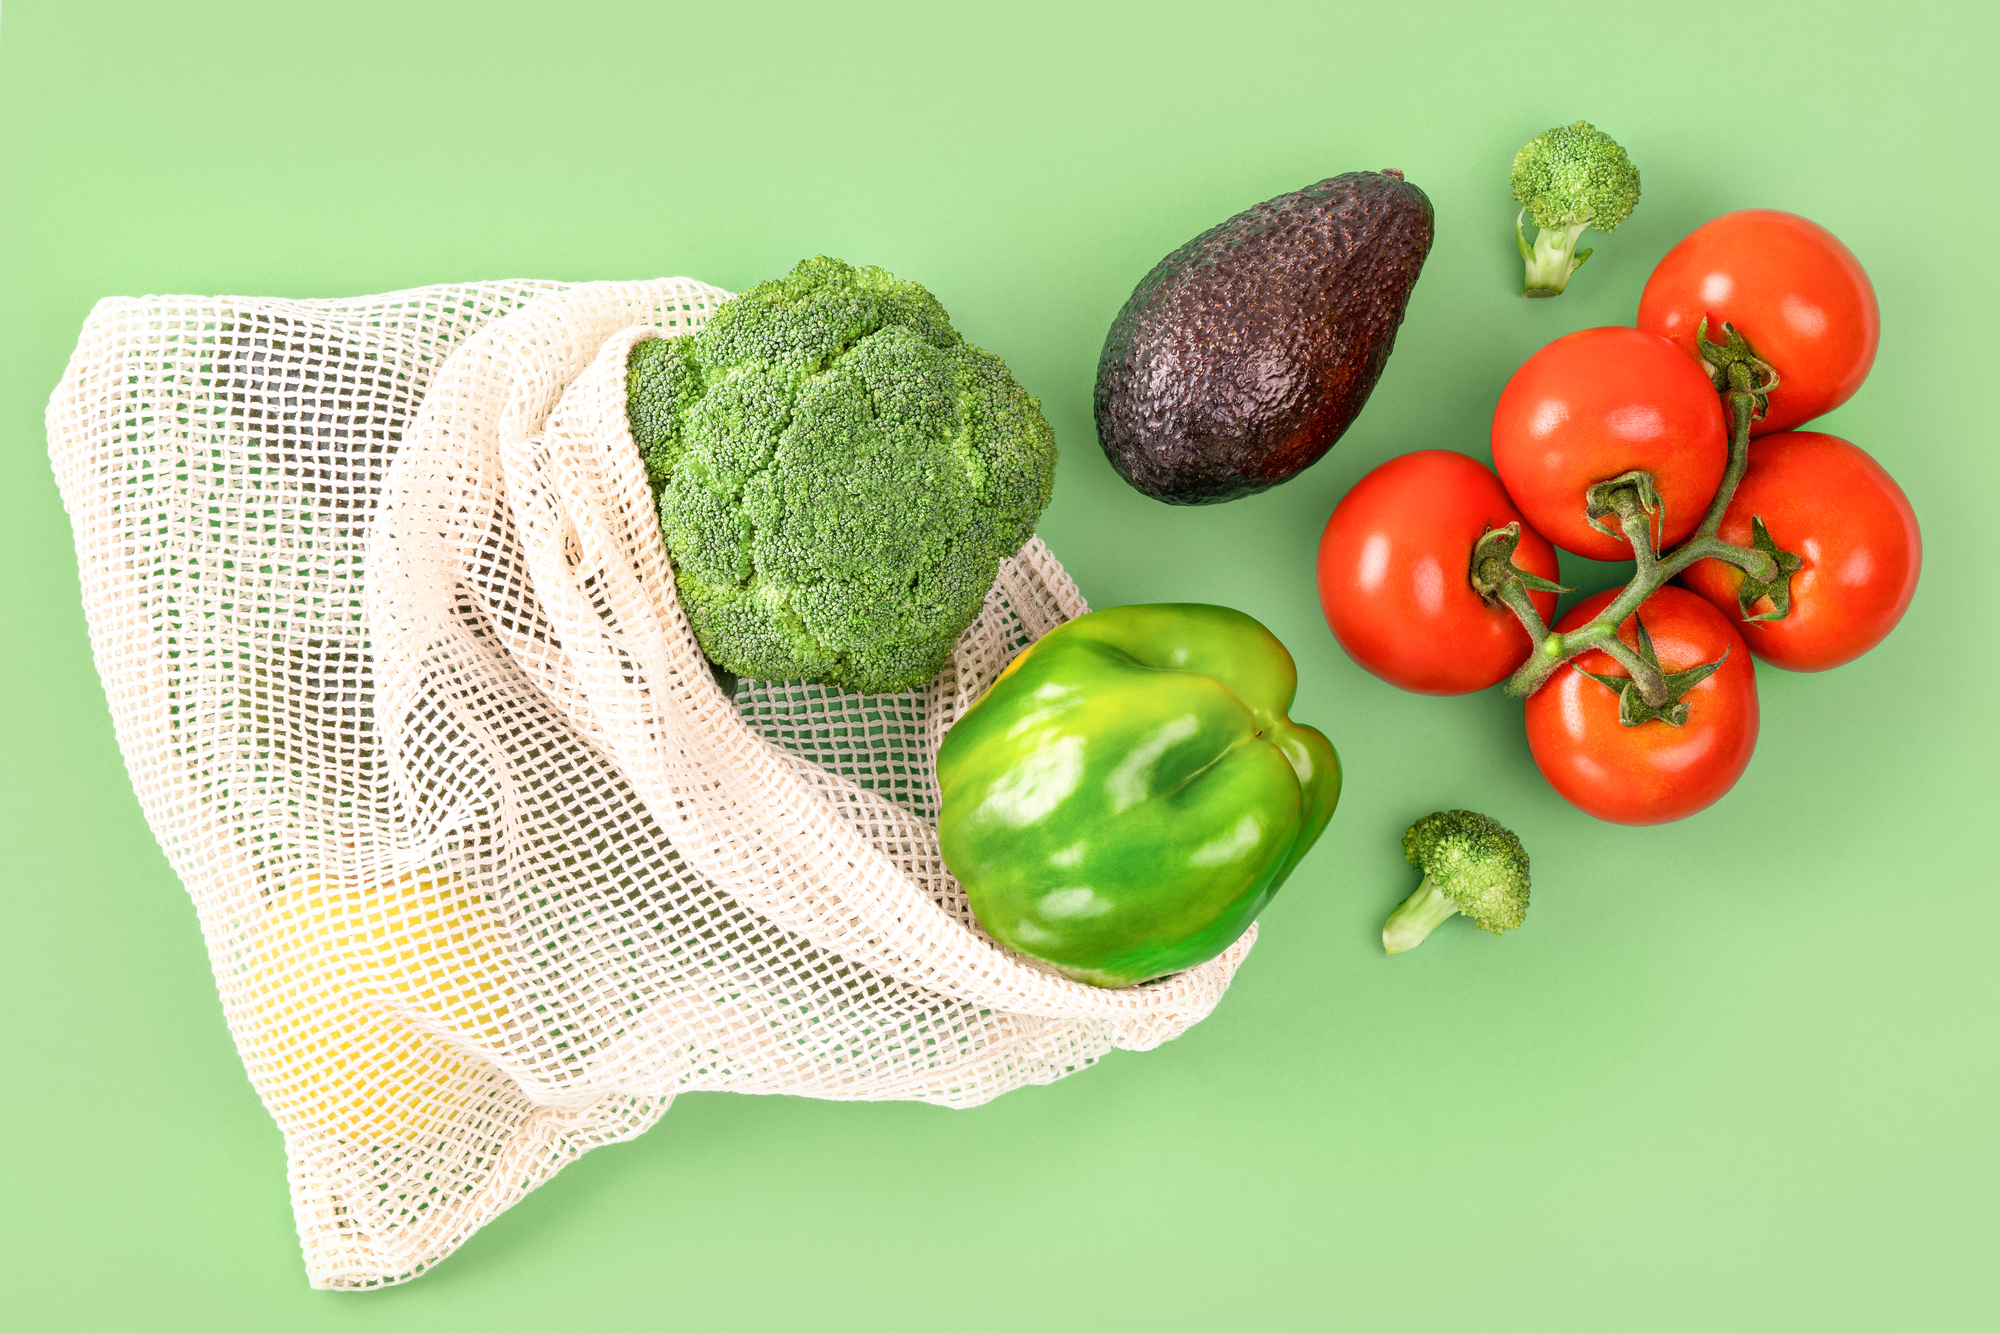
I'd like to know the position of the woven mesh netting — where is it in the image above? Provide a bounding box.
[45,278,1253,1288]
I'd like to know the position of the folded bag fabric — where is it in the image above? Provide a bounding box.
[46,279,1252,1288]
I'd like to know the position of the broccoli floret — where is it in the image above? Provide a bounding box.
[628,256,1058,694]
[1382,810,1530,954]
[1510,121,1641,298]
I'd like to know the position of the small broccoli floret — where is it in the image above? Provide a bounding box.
[628,256,1057,694]
[628,334,705,487]
[1382,810,1530,954]
[1510,121,1641,298]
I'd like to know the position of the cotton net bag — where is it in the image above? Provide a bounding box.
[45,277,1255,1288]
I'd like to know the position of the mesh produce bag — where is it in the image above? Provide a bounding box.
[45,278,1254,1288]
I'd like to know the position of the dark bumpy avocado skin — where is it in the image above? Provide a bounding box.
[1094,170,1434,504]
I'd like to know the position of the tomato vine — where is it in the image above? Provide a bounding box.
[1477,320,1801,721]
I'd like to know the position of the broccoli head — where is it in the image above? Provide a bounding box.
[628,256,1058,693]
[1382,809,1531,954]
[1510,121,1641,298]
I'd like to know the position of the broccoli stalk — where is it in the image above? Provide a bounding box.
[1517,217,1595,295]
[1383,810,1530,954]
[1510,121,1641,298]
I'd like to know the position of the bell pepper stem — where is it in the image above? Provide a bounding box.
[1382,876,1460,954]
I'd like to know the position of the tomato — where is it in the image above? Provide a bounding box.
[1490,327,1729,561]
[1638,210,1879,436]
[1525,586,1759,825]
[1317,450,1560,694]
[1679,431,1920,671]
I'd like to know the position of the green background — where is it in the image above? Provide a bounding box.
[2,1,1992,1327]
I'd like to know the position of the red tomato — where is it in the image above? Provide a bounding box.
[1490,327,1729,561]
[1679,431,1920,671]
[1638,210,1879,436]
[1317,450,1560,694]
[1525,586,1758,825]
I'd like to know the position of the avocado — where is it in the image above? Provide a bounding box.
[1094,170,1434,504]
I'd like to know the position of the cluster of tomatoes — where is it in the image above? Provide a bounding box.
[1317,210,1922,825]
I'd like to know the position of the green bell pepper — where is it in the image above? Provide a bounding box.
[937,603,1340,988]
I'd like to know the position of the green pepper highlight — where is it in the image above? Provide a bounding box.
[937,604,1340,988]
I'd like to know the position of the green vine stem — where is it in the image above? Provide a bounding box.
[1485,321,1796,718]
